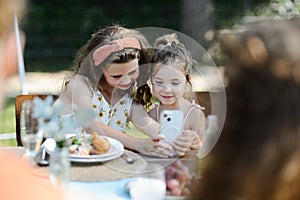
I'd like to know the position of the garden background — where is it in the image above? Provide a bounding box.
[1,0,299,145]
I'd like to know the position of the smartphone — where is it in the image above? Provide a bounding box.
[159,110,183,143]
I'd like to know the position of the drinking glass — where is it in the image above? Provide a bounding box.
[20,100,43,163]
[197,115,219,159]
[128,165,166,200]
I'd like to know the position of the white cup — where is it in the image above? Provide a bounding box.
[129,178,166,200]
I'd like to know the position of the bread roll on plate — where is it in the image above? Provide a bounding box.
[90,132,110,155]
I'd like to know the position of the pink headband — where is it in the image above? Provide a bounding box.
[92,37,141,66]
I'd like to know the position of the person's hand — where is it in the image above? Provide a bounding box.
[191,134,203,150]
[171,130,199,156]
[136,134,174,157]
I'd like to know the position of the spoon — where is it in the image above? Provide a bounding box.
[122,154,135,164]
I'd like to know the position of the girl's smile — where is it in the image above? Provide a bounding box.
[152,65,186,107]
[104,59,139,90]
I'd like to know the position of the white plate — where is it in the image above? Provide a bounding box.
[70,148,124,163]
[70,137,121,159]
[70,137,124,162]
[44,137,124,163]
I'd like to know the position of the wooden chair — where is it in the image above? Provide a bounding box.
[15,94,59,146]
[194,91,210,117]
[195,91,225,117]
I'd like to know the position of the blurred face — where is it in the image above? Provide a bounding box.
[152,65,186,106]
[103,59,139,90]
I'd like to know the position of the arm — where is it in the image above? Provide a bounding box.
[172,108,206,156]
[61,76,172,157]
[130,103,160,137]
[191,109,206,149]
[130,103,175,156]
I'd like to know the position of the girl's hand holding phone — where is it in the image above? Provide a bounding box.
[137,134,174,157]
[171,130,198,156]
[191,134,203,149]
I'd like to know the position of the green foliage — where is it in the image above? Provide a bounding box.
[214,0,270,29]
[0,98,16,146]
[0,139,17,147]
[246,0,300,18]
[23,0,181,72]
[210,0,300,66]
[0,98,15,133]
[214,0,300,29]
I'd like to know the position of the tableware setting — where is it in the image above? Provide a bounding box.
[68,136,124,163]
[43,135,124,163]
[34,131,147,184]
[40,134,126,187]
[16,96,177,199]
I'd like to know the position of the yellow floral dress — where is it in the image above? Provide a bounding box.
[91,90,132,132]
[57,75,133,135]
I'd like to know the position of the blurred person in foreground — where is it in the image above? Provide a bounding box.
[0,0,63,199]
[190,18,300,200]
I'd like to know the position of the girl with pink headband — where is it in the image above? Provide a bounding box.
[57,25,173,157]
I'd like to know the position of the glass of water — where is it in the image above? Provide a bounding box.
[197,115,219,159]
[20,100,43,163]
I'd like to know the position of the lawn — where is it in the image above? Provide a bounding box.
[0,97,15,133]
[0,97,17,146]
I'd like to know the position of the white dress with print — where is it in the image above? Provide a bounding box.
[91,90,132,132]
[58,89,132,135]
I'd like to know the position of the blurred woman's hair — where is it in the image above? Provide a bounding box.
[0,0,26,37]
[190,18,300,200]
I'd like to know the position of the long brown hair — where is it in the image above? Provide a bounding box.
[63,24,153,107]
[190,19,300,200]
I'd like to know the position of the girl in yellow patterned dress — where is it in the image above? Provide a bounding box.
[57,25,173,157]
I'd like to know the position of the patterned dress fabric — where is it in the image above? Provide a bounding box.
[92,90,132,132]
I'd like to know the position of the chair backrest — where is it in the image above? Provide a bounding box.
[194,91,211,117]
[15,94,59,146]
[195,91,223,117]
